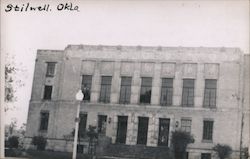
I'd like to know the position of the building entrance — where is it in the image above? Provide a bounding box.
[137,117,149,145]
[158,118,170,146]
[116,116,128,144]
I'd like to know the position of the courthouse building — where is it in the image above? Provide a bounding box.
[25,44,249,159]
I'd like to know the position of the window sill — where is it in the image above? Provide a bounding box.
[202,140,213,143]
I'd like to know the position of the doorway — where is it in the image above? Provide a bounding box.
[116,116,128,144]
[158,118,170,146]
[137,117,149,145]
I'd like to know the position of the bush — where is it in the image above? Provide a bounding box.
[31,136,47,150]
[171,130,194,159]
[8,136,19,148]
[213,144,232,159]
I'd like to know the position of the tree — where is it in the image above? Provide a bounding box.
[5,54,26,111]
[171,130,194,159]
[213,144,232,159]
[87,125,98,158]
[7,136,19,149]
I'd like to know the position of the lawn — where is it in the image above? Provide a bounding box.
[5,149,93,159]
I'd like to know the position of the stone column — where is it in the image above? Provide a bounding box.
[0,49,5,159]
[91,61,101,102]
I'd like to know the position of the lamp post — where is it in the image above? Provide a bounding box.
[72,90,84,159]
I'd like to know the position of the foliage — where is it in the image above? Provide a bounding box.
[5,54,26,111]
[31,136,47,150]
[8,136,19,148]
[87,125,98,141]
[213,144,232,159]
[171,130,194,159]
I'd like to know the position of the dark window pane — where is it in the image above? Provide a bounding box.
[203,120,213,140]
[119,77,132,104]
[158,118,170,146]
[182,79,194,107]
[78,113,87,138]
[98,115,107,135]
[82,75,92,101]
[140,77,152,104]
[46,62,56,77]
[43,85,52,100]
[137,117,149,145]
[203,79,217,108]
[160,78,173,106]
[201,153,211,159]
[39,112,49,131]
[99,76,112,103]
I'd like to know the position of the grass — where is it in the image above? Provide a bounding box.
[5,149,93,159]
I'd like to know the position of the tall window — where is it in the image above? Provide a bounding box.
[39,111,49,131]
[119,77,132,104]
[160,78,173,106]
[182,79,195,107]
[140,77,152,104]
[203,79,217,108]
[78,113,87,138]
[181,119,192,133]
[98,115,107,135]
[43,85,52,100]
[202,120,213,141]
[82,75,92,101]
[46,62,56,77]
[99,76,112,103]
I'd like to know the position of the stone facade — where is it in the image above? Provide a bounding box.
[25,45,249,159]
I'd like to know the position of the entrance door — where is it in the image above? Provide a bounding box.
[137,117,149,145]
[158,118,170,146]
[116,116,128,144]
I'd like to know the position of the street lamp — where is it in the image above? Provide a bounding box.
[72,90,84,159]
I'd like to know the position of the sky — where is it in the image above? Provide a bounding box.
[1,0,249,127]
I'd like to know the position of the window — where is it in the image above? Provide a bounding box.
[203,79,217,108]
[160,78,173,106]
[140,77,152,104]
[98,115,107,135]
[201,153,211,159]
[158,118,170,146]
[119,77,132,104]
[82,75,92,101]
[46,62,56,77]
[202,120,213,141]
[99,76,112,103]
[43,85,52,100]
[181,119,192,133]
[182,79,195,107]
[137,117,149,145]
[39,111,49,131]
[78,113,87,138]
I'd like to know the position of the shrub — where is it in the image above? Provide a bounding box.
[213,144,232,159]
[171,130,194,159]
[31,136,47,150]
[8,136,19,148]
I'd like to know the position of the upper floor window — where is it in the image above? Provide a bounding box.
[46,62,56,77]
[43,85,52,100]
[160,78,173,106]
[140,77,152,104]
[81,75,92,101]
[202,120,213,141]
[182,79,195,107]
[181,118,192,133]
[39,111,49,131]
[99,76,112,103]
[203,79,217,108]
[119,77,132,104]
